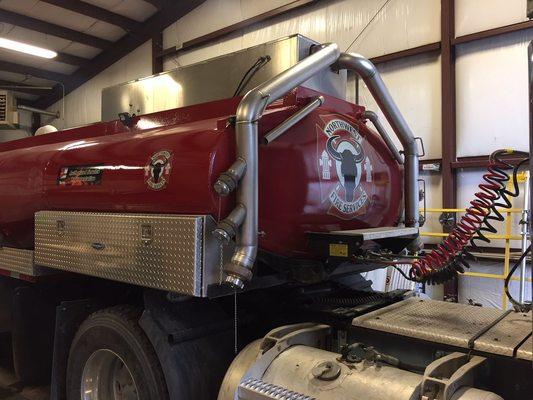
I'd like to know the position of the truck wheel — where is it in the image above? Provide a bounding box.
[66,306,168,400]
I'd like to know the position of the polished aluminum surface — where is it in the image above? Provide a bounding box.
[352,298,505,349]
[336,53,420,227]
[82,349,139,400]
[364,110,403,164]
[34,211,229,296]
[474,311,532,357]
[263,95,324,145]
[101,35,346,121]
[329,226,418,240]
[0,247,50,276]
[515,335,532,361]
[223,43,340,288]
[239,379,315,400]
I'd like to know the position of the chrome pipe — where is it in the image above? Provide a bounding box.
[335,53,419,227]
[17,104,59,118]
[364,110,403,164]
[223,43,340,288]
[263,96,325,145]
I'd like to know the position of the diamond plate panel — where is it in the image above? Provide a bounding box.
[516,335,532,361]
[0,247,50,276]
[474,311,532,357]
[352,298,505,348]
[35,211,205,295]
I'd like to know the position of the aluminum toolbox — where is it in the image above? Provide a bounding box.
[34,211,231,296]
[0,247,50,277]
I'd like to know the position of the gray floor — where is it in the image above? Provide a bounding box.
[0,365,48,400]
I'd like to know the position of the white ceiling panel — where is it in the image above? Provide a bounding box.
[61,42,101,58]
[84,20,125,41]
[0,48,77,75]
[83,0,158,22]
[0,70,55,86]
[1,25,73,51]
[0,0,38,14]
[1,1,95,32]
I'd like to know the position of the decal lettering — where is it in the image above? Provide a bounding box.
[317,116,373,220]
[57,165,103,186]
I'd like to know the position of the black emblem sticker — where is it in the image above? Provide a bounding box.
[144,150,172,190]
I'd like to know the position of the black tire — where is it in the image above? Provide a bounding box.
[66,306,169,400]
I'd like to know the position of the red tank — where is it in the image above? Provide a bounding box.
[0,87,402,259]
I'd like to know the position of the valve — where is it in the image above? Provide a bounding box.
[213,204,246,243]
[214,158,246,196]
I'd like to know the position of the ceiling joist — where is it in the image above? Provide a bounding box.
[0,80,53,96]
[33,0,207,109]
[0,9,113,49]
[40,0,141,32]
[0,60,69,82]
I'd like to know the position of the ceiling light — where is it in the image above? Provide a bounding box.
[0,38,57,59]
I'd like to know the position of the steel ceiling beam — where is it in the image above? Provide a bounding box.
[0,8,113,49]
[0,80,53,96]
[52,52,89,66]
[33,0,207,109]
[40,0,141,32]
[0,60,69,82]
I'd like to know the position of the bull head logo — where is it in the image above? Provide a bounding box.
[326,135,365,202]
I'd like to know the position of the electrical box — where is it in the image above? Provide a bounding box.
[0,91,19,129]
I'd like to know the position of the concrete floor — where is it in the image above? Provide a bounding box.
[0,364,48,400]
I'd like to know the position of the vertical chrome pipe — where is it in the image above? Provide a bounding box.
[363,110,403,164]
[519,172,530,303]
[223,43,341,289]
[335,53,419,227]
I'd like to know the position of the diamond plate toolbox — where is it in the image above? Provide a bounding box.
[35,211,212,296]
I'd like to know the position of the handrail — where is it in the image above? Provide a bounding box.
[335,53,420,228]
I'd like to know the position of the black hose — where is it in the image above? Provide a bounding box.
[504,245,531,312]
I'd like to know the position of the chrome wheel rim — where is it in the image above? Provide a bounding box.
[81,349,139,400]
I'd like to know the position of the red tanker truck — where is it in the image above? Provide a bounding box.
[0,36,529,400]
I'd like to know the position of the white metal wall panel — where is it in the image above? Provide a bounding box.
[47,40,152,128]
[163,0,441,70]
[455,0,528,37]
[456,30,532,157]
[359,54,442,159]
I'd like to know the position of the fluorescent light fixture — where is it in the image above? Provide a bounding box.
[0,38,57,59]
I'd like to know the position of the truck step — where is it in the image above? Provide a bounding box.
[307,227,418,258]
[327,226,418,241]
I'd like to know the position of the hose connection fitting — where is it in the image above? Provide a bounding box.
[213,204,246,243]
[214,158,247,196]
[223,247,256,290]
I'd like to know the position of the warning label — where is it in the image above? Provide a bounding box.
[57,166,103,186]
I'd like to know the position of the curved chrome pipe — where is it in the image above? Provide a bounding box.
[223,43,341,289]
[335,53,419,227]
[363,110,403,164]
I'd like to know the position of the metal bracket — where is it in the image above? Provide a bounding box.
[241,323,331,386]
[421,353,486,400]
